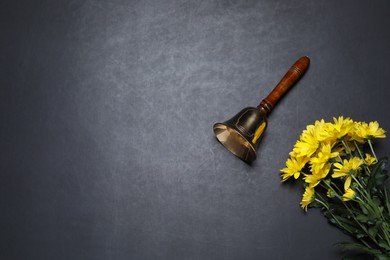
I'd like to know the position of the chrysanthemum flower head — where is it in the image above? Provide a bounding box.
[301,186,315,211]
[292,126,319,158]
[364,153,377,166]
[309,143,339,173]
[280,156,309,182]
[304,164,331,188]
[330,116,355,139]
[342,188,356,201]
[332,157,364,190]
[355,121,386,139]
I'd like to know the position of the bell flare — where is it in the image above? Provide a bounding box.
[213,123,257,163]
[213,107,267,163]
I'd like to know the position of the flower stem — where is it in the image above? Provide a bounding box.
[351,175,370,200]
[315,193,357,238]
[384,186,390,215]
[341,139,352,158]
[338,155,344,164]
[356,186,390,246]
[354,141,371,175]
[367,139,378,161]
[322,182,379,244]
[315,198,329,210]
[354,141,364,158]
[343,201,378,244]
[381,219,390,247]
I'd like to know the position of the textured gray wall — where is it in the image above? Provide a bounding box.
[1,0,390,259]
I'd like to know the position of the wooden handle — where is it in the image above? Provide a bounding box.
[258,56,310,115]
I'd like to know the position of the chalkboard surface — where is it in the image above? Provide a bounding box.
[1,1,390,259]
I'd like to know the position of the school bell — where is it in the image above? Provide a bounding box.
[213,56,310,163]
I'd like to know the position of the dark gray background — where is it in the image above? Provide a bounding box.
[1,0,390,259]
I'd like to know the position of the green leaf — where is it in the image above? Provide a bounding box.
[356,214,370,223]
[368,227,379,238]
[375,171,388,188]
[368,158,389,195]
[376,221,383,229]
[328,202,355,217]
[355,233,366,239]
[310,200,323,209]
[376,254,390,260]
[367,157,388,192]
[336,242,390,259]
[360,203,370,215]
[373,197,381,207]
[378,241,390,251]
[336,242,382,255]
[368,220,377,226]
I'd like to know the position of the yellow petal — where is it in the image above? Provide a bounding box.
[344,176,352,190]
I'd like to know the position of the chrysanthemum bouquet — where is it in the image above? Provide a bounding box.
[281,117,390,259]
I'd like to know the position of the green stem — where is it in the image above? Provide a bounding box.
[364,139,390,246]
[367,139,378,161]
[377,190,390,249]
[331,181,343,195]
[356,197,387,243]
[344,201,378,244]
[356,188,390,247]
[384,186,390,215]
[381,218,390,247]
[357,176,390,246]
[353,141,371,175]
[373,194,390,246]
[322,182,379,244]
[350,174,363,189]
[376,209,390,248]
[315,198,329,210]
[354,141,364,158]
[338,155,344,164]
[315,193,357,238]
[341,139,352,158]
[351,175,371,200]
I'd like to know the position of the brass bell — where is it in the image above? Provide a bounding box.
[213,56,310,163]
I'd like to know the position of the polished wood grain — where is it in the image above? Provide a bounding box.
[258,56,310,115]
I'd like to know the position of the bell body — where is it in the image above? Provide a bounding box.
[213,107,267,163]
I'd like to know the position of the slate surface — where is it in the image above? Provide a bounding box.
[1,1,390,259]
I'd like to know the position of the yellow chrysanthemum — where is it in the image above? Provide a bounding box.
[332,157,364,190]
[304,174,322,188]
[348,122,366,143]
[342,188,356,201]
[330,116,355,139]
[304,164,331,188]
[301,186,315,211]
[315,119,338,143]
[293,140,318,158]
[355,121,386,139]
[310,143,339,173]
[280,156,310,181]
[292,125,320,158]
[312,119,327,139]
[327,188,336,198]
[364,153,377,166]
